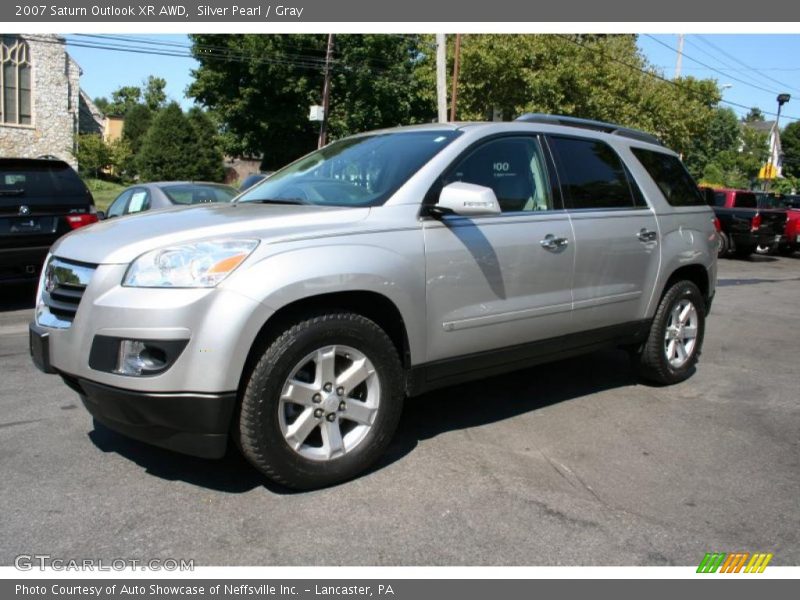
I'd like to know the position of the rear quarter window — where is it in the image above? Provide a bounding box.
[630,148,705,207]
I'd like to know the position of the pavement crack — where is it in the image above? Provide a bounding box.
[0,418,45,429]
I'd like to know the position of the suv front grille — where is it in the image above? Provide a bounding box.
[37,257,95,328]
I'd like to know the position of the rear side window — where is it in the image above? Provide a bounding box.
[713,192,726,207]
[0,160,86,200]
[733,193,756,209]
[547,136,635,209]
[630,148,705,207]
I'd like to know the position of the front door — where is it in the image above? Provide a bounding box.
[424,135,575,364]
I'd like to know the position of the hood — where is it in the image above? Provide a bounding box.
[50,202,370,264]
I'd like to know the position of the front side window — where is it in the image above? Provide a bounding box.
[1,35,32,125]
[238,131,462,207]
[443,136,554,213]
[631,147,705,207]
[107,189,133,218]
[548,136,635,210]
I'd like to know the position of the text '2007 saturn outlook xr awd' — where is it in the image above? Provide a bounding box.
[30,115,717,489]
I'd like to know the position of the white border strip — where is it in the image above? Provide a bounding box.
[4,22,800,34]
[2,566,800,579]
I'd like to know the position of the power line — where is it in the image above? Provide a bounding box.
[556,34,800,123]
[694,35,800,96]
[644,34,782,96]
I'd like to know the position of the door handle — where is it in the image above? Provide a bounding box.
[540,234,569,250]
[637,228,658,242]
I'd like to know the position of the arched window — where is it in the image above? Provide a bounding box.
[1,35,32,125]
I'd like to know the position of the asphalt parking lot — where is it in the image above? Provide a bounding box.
[1,255,799,567]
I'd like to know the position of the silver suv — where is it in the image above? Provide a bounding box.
[30,115,717,489]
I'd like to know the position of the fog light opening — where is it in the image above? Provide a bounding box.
[114,340,168,376]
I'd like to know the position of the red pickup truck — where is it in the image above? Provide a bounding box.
[756,193,800,255]
[704,188,787,258]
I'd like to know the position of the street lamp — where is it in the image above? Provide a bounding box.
[765,93,790,190]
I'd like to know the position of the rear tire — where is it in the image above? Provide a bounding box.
[637,281,706,385]
[237,312,404,490]
[717,232,730,258]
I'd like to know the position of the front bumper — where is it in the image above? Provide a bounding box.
[72,375,235,458]
[31,322,236,458]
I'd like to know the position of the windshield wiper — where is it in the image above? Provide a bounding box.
[246,198,309,205]
[0,189,25,196]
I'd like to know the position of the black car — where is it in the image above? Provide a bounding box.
[0,158,97,283]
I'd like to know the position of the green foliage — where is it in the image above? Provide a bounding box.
[75,134,110,178]
[121,104,153,154]
[771,176,800,195]
[137,103,198,181]
[143,75,167,111]
[137,103,225,182]
[781,121,800,178]
[107,138,133,176]
[187,108,225,182]
[93,97,109,113]
[743,107,766,122]
[187,34,431,169]
[83,177,126,212]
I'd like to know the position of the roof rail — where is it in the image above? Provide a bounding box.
[514,113,662,146]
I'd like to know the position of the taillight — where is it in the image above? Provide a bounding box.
[65,214,99,230]
[713,217,721,232]
[751,213,761,232]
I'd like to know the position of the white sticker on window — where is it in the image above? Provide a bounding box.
[128,191,147,213]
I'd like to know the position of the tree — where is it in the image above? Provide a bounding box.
[781,121,800,178]
[188,34,430,169]
[743,107,766,122]
[122,103,153,154]
[415,34,720,172]
[107,138,133,177]
[107,85,142,115]
[186,108,224,181]
[683,107,740,178]
[93,96,110,113]
[75,134,110,178]
[137,103,197,181]
[143,75,167,111]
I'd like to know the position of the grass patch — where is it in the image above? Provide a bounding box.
[83,177,127,212]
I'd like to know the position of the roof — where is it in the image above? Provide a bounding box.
[743,120,776,133]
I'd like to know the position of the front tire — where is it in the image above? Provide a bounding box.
[637,281,706,385]
[237,312,404,490]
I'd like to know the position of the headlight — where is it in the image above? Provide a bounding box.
[123,239,259,288]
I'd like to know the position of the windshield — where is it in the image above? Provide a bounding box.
[237,130,461,207]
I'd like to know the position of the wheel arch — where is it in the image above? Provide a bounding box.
[238,290,413,398]
[659,264,711,311]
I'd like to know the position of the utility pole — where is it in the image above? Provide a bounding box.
[436,33,447,123]
[449,34,462,122]
[318,33,334,148]
[674,34,684,79]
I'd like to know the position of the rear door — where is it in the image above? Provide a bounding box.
[546,135,660,332]
[423,134,575,363]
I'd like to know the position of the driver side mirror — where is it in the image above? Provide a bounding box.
[96,210,106,220]
[431,182,501,217]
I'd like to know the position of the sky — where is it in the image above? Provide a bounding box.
[67,33,800,125]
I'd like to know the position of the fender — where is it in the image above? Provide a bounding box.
[221,239,427,364]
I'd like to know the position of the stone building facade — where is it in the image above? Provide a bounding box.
[0,34,90,168]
